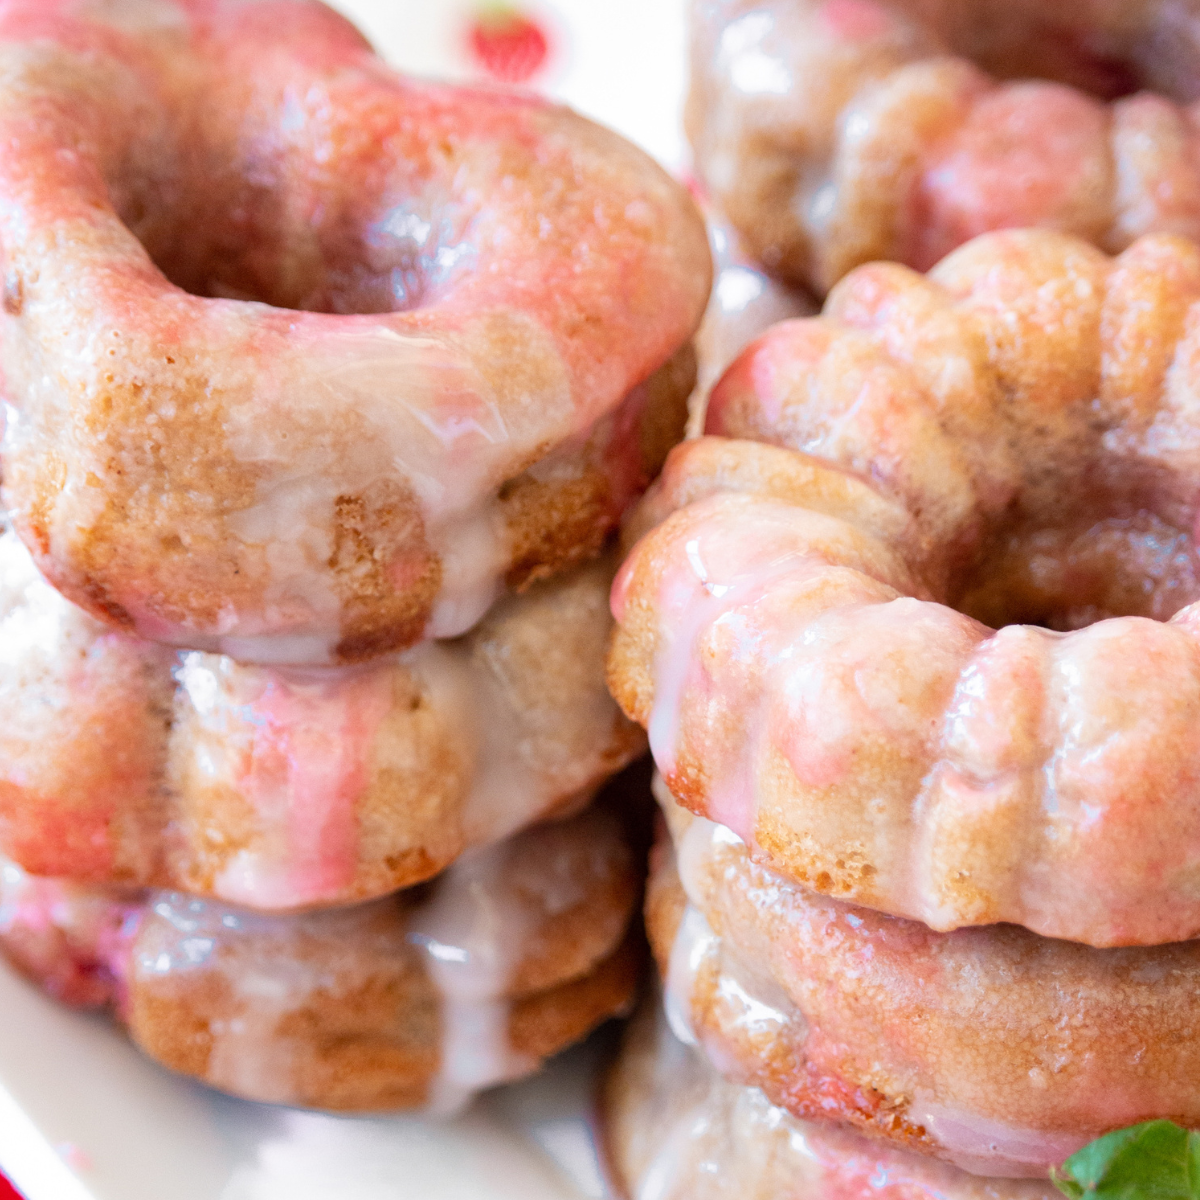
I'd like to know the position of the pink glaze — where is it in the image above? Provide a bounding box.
[205,665,395,908]
[690,0,1200,295]
[0,0,709,664]
[0,802,635,1111]
[630,490,918,844]
[607,227,1200,947]
[607,999,1060,1200]
[624,484,1200,944]
[916,83,1111,270]
[661,808,1200,1177]
[820,0,897,42]
[0,862,138,1008]
[2,527,639,909]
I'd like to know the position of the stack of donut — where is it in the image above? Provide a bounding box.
[0,0,711,1110]
[607,1,1200,1195]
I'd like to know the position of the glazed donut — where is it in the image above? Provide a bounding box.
[649,795,1200,1178]
[609,228,1200,948]
[0,524,644,908]
[0,0,709,665]
[689,0,1200,294]
[604,996,1059,1200]
[0,803,640,1111]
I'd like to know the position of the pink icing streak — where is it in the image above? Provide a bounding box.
[820,0,895,42]
[225,667,394,907]
[915,83,1109,270]
[0,862,138,1009]
[646,523,810,841]
[642,495,914,842]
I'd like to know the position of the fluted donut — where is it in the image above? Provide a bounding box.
[0,0,708,664]
[690,0,1200,294]
[610,229,1200,947]
[604,996,1059,1200]
[649,795,1200,1178]
[0,525,643,909]
[0,803,640,1111]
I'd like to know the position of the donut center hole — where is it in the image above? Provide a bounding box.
[110,166,468,316]
[954,509,1200,632]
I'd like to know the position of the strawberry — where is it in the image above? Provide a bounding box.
[467,4,549,85]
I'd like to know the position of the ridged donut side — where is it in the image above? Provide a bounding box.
[653,803,1200,1177]
[609,229,1200,946]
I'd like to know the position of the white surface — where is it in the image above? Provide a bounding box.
[332,0,690,170]
[0,0,690,1196]
[0,959,614,1199]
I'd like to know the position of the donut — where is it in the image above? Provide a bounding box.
[0,0,709,665]
[648,794,1200,1178]
[689,0,1200,294]
[0,523,644,908]
[609,228,1200,948]
[0,803,640,1111]
[603,996,1060,1200]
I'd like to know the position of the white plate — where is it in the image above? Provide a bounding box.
[0,0,688,1195]
[0,959,619,1200]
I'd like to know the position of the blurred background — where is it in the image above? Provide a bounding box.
[329,0,690,170]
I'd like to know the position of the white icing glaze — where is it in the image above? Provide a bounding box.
[174,654,395,909]
[131,893,354,1104]
[611,999,1061,1200]
[663,905,711,1049]
[904,1101,1090,1180]
[406,840,538,1114]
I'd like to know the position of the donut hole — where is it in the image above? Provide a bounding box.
[955,508,1200,631]
[108,156,468,317]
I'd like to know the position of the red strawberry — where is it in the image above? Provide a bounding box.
[467,5,549,85]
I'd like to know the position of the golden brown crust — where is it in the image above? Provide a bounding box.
[603,995,1061,1200]
[1,804,641,1111]
[0,533,645,909]
[651,805,1200,1175]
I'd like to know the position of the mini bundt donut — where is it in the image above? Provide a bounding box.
[604,996,1059,1200]
[689,0,1200,295]
[0,524,644,909]
[0,804,641,1111]
[648,795,1200,1179]
[609,227,1200,948]
[0,0,709,665]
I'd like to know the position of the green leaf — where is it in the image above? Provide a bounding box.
[1051,1121,1200,1199]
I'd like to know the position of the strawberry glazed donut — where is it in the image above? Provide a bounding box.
[689,0,1200,294]
[610,228,1200,948]
[647,795,1200,1179]
[0,803,641,1111]
[604,997,1059,1200]
[0,523,644,909]
[0,0,710,665]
